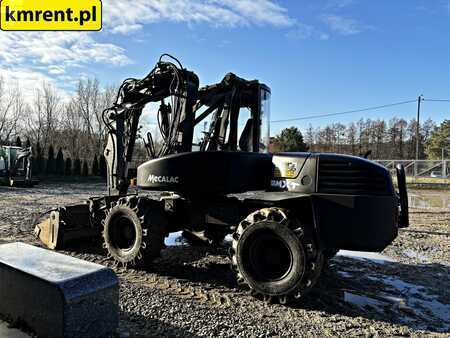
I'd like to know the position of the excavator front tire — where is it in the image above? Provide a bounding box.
[103,196,167,268]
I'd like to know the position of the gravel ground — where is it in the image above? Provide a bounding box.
[0,183,449,337]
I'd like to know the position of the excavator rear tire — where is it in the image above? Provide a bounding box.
[103,196,167,268]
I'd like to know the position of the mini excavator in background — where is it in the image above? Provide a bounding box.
[0,145,34,186]
[35,54,409,303]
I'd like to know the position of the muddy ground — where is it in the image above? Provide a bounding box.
[0,183,449,337]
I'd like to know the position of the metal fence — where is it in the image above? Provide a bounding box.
[376,160,449,179]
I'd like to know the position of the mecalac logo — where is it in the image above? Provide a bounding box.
[147,175,179,184]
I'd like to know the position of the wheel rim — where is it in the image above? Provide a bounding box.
[242,229,294,282]
[108,213,137,252]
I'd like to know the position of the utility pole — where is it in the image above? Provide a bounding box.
[443,148,448,179]
[415,95,423,161]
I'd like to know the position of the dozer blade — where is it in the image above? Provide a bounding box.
[34,204,99,250]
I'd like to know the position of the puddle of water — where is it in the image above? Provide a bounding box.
[343,274,450,332]
[344,292,385,308]
[375,276,450,328]
[409,194,449,210]
[337,271,353,278]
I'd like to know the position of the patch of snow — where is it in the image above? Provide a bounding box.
[344,292,384,308]
[165,231,184,246]
[337,250,396,264]
[224,234,233,243]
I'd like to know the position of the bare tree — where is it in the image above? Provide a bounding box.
[357,119,369,155]
[73,78,100,155]
[96,84,118,151]
[305,124,315,152]
[333,123,346,153]
[397,118,408,159]
[373,120,386,159]
[346,122,357,155]
[29,82,61,150]
[72,78,118,157]
[0,77,25,144]
[60,100,84,160]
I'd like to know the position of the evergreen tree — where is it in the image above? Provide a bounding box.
[82,160,89,176]
[56,148,65,175]
[46,145,56,175]
[15,136,22,147]
[99,155,107,178]
[272,127,309,152]
[73,158,81,175]
[425,120,450,160]
[33,142,44,175]
[65,158,72,176]
[25,139,31,148]
[92,155,99,176]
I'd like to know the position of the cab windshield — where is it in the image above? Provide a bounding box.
[259,87,271,153]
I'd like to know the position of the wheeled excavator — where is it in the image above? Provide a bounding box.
[0,145,34,186]
[35,54,409,303]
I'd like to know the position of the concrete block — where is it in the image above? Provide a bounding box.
[0,242,119,338]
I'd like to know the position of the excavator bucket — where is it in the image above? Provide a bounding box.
[35,213,60,249]
[34,204,99,250]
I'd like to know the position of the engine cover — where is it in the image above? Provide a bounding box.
[269,152,398,251]
[137,151,273,196]
[270,152,394,196]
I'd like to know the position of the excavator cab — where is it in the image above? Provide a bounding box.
[236,85,271,153]
[259,86,271,152]
[136,79,273,195]
[196,76,270,154]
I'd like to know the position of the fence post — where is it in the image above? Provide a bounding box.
[414,161,417,181]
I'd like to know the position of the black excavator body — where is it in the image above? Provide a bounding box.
[136,151,404,252]
[34,54,409,303]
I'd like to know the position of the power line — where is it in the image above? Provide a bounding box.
[270,99,418,123]
[423,98,450,102]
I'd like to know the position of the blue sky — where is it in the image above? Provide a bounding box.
[1,0,449,135]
